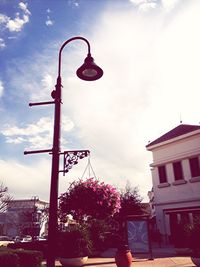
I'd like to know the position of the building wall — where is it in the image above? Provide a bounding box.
[150,133,200,164]
[147,130,200,243]
[0,199,48,238]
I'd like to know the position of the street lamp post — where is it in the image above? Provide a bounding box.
[24,36,103,267]
[47,37,103,267]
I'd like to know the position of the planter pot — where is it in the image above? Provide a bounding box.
[115,246,133,267]
[59,256,88,266]
[191,256,200,267]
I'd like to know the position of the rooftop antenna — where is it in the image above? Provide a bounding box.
[180,113,182,124]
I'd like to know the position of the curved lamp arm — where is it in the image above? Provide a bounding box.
[58,36,91,78]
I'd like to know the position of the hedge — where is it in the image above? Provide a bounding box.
[0,249,43,267]
[8,240,47,259]
[0,251,19,267]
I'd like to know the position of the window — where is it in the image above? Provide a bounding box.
[158,165,167,183]
[173,161,183,180]
[189,157,200,178]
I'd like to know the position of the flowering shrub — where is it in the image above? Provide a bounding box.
[58,177,121,222]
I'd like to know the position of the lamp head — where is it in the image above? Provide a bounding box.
[76,54,103,81]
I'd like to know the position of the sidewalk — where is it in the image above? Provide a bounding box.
[43,256,195,267]
[42,245,196,266]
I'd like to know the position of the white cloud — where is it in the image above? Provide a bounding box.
[45,8,54,26]
[5,2,31,32]
[129,0,181,12]
[68,0,79,8]
[45,16,54,26]
[0,13,9,24]
[1,116,74,149]
[18,2,31,15]
[1,117,53,149]
[0,159,51,201]
[138,2,157,11]
[2,117,52,136]
[129,0,147,4]
[6,15,29,32]
[6,136,26,144]
[7,36,17,40]
[31,73,54,101]
[41,74,53,89]
[129,0,158,11]
[0,80,4,96]
[58,1,200,199]
[0,38,6,49]
[161,0,180,11]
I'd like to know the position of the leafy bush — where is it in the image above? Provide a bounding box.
[8,240,47,259]
[118,183,143,217]
[86,219,111,252]
[14,250,43,267]
[184,217,200,256]
[0,251,19,267]
[57,225,92,258]
[0,248,43,267]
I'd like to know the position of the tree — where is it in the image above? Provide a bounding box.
[118,181,143,217]
[0,182,12,212]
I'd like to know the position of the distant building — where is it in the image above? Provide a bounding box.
[0,197,48,237]
[146,124,200,243]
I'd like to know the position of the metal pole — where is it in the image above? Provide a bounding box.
[46,37,99,267]
[46,76,61,267]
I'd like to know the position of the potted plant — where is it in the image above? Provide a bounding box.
[57,224,92,266]
[184,218,200,267]
[58,178,121,259]
[115,244,133,267]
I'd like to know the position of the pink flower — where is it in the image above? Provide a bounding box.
[58,177,121,221]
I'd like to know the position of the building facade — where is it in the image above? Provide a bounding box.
[0,197,48,238]
[146,124,200,243]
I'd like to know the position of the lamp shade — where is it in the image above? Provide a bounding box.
[76,54,103,81]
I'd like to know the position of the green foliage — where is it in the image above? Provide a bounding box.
[57,225,92,258]
[184,217,200,255]
[0,251,19,267]
[58,180,143,256]
[0,182,12,212]
[118,181,143,217]
[87,219,110,252]
[0,248,42,267]
[14,250,43,267]
[8,240,47,259]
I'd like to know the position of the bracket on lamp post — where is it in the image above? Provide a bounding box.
[60,149,90,175]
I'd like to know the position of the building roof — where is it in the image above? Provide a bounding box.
[146,124,200,148]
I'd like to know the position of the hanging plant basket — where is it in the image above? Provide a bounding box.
[58,177,121,222]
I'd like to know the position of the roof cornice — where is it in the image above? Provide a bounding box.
[146,128,200,151]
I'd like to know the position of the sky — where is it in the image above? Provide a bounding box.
[0,0,200,203]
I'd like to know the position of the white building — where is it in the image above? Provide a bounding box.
[146,124,200,243]
[0,197,48,237]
